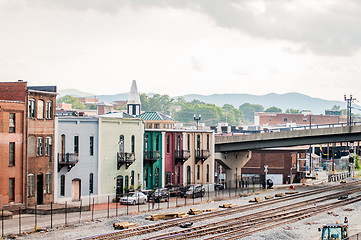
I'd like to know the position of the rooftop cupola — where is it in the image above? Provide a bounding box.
[127,80,141,116]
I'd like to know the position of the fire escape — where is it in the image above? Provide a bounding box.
[58,153,79,172]
[143,150,160,166]
[195,149,210,164]
[174,150,191,165]
[117,152,135,170]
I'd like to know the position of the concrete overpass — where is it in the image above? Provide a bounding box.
[213,124,361,185]
[215,124,361,152]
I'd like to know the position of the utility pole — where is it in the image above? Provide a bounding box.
[264,165,268,190]
[344,94,357,125]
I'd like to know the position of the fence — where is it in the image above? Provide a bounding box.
[1,180,262,237]
[328,172,351,182]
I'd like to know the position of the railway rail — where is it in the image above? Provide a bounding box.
[80,180,361,240]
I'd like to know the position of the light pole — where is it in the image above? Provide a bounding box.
[344,94,357,125]
[194,114,201,130]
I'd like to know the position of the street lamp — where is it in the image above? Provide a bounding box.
[344,94,357,125]
[194,114,201,130]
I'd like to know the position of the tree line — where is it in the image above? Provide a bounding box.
[58,94,342,126]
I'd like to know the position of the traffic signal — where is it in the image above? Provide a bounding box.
[349,156,354,163]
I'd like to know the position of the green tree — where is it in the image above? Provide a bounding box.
[332,105,341,110]
[285,108,301,114]
[239,103,264,124]
[57,95,86,109]
[87,104,97,110]
[265,106,282,113]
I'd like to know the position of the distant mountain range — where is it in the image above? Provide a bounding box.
[58,89,357,115]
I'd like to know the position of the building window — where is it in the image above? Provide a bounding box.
[177,166,180,184]
[9,178,15,202]
[131,135,135,153]
[177,135,181,151]
[207,134,209,151]
[37,137,44,156]
[166,134,170,153]
[131,170,135,186]
[166,172,171,186]
[45,137,52,157]
[283,117,288,122]
[119,135,124,154]
[9,113,15,133]
[154,123,160,129]
[37,100,44,119]
[147,123,152,129]
[155,167,160,188]
[197,165,200,180]
[60,174,65,196]
[303,118,307,122]
[45,172,52,194]
[89,173,94,194]
[28,99,36,118]
[156,134,159,151]
[197,135,201,152]
[46,100,53,119]
[125,175,129,190]
[206,164,209,183]
[187,134,190,150]
[27,174,35,197]
[90,136,94,156]
[187,166,191,185]
[144,134,149,152]
[74,135,79,154]
[9,142,15,166]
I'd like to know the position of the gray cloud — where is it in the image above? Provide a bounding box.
[30,0,361,56]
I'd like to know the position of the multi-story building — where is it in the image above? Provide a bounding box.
[54,117,99,204]
[0,81,57,206]
[0,98,26,209]
[254,112,341,127]
[98,112,144,202]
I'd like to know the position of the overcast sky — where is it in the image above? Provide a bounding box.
[1,0,361,101]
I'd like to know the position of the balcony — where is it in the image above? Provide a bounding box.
[117,152,135,170]
[58,153,79,172]
[195,150,211,164]
[143,150,160,165]
[174,150,191,165]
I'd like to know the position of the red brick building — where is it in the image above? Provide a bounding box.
[254,112,341,126]
[241,147,307,185]
[0,81,57,206]
[0,99,26,209]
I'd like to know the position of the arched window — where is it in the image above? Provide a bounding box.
[125,175,129,190]
[166,172,171,186]
[156,134,159,151]
[89,173,94,194]
[46,100,53,119]
[131,135,135,153]
[187,166,191,185]
[144,134,149,152]
[27,174,35,197]
[45,172,52,194]
[45,137,52,162]
[207,134,210,151]
[28,99,36,118]
[131,170,135,186]
[119,135,124,155]
[177,135,181,151]
[177,166,181,184]
[197,165,200,180]
[155,167,160,188]
[60,174,65,196]
[187,134,190,150]
[37,100,44,119]
[166,134,170,153]
[206,164,210,183]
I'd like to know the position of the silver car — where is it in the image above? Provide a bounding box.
[120,192,148,205]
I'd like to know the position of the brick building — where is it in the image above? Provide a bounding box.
[0,81,57,206]
[241,147,307,185]
[254,112,341,127]
[0,99,26,209]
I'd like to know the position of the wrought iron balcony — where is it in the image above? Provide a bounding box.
[117,152,135,170]
[143,150,160,164]
[195,149,211,164]
[58,153,79,172]
[175,150,191,165]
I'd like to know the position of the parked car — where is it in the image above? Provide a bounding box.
[185,184,205,198]
[120,192,147,205]
[148,188,170,202]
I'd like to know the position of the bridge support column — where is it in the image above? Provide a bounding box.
[214,151,252,189]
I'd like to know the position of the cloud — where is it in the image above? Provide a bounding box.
[191,56,203,72]
[18,0,361,56]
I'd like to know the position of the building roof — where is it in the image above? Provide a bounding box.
[127,80,141,105]
[98,111,134,119]
[137,111,175,121]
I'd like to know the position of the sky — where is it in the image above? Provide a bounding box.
[1,0,361,101]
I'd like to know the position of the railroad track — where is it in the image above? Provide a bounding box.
[144,185,361,240]
[80,180,361,240]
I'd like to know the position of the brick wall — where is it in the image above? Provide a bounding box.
[0,81,27,102]
[256,113,340,126]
